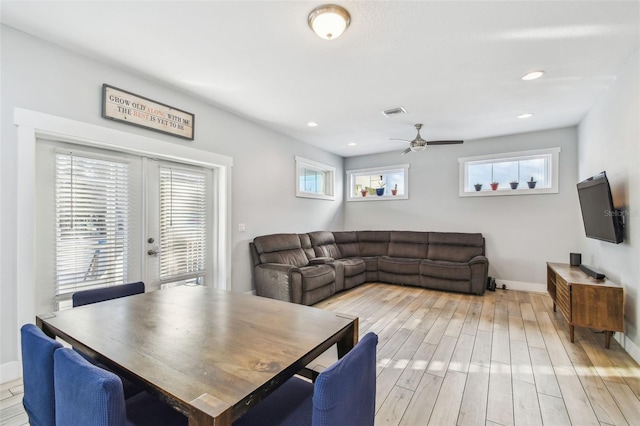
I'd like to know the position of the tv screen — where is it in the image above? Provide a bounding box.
[576,171,623,244]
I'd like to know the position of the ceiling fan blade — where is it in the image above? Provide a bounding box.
[426,140,464,145]
[390,138,411,143]
[400,147,412,155]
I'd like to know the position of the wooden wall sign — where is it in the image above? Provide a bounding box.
[102,84,194,140]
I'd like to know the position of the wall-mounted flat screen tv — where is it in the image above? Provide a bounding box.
[576,171,623,244]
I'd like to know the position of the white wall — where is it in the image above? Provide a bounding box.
[345,127,580,290]
[0,25,344,380]
[578,48,640,356]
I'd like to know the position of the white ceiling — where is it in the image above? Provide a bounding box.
[1,1,638,157]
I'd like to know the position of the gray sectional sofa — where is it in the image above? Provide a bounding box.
[249,231,489,306]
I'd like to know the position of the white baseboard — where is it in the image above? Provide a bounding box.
[615,332,640,365]
[0,361,21,384]
[245,290,256,295]
[494,279,546,293]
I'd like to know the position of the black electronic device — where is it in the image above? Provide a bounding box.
[576,171,623,244]
[579,264,606,280]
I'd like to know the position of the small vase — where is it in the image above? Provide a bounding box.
[474,184,482,192]
[527,181,537,189]
[510,182,518,190]
[490,183,499,191]
[361,190,368,197]
[376,188,385,196]
[391,189,398,196]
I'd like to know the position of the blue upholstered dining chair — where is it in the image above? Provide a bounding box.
[72,281,145,307]
[54,347,187,426]
[20,324,63,426]
[72,281,146,399]
[234,332,378,426]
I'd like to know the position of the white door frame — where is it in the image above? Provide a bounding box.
[14,107,233,339]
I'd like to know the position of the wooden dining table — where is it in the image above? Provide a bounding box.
[36,285,358,425]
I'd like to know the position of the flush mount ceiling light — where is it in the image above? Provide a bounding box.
[308,4,351,40]
[518,113,534,119]
[522,70,545,81]
[307,121,318,127]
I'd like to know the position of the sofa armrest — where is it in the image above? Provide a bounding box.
[254,263,303,304]
[308,257,334,265]
[469,255,488,265]
[468,255,489,295]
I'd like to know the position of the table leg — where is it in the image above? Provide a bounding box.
[336,317,359,358]
[605,331,612,349]
[570,325,574,343]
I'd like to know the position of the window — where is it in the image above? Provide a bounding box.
[295,156,335,200]
[347,164,409,201]
[459,148,560,197]
[55,151,129,303]
[159,166,207,285]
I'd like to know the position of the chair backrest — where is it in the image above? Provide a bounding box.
[20,324,63,426]
[312,332,378,426]
[72,281,145,307]
[54,347,128,426]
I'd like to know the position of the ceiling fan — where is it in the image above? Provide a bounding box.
[391,123,463,155]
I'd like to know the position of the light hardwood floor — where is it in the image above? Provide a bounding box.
[2,283,640,425]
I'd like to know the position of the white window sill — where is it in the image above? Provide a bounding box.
[460,187,558,197]
[348,194,408,201]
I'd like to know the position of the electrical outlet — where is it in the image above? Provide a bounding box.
[238,223,246,232]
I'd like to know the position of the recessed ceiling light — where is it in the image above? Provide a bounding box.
[522,70,545,81]
[518,113,533,119]
[307,121,318,127]
[348,142,357,146]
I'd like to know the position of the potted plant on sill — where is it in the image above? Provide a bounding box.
[391,184,398,196]
[474,183,483,191]
[361,188,368,197]
[490,182,499,191]
[527,177,537,189]
[376,181,385,196]
[510,181,519,190]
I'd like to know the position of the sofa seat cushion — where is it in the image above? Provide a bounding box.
[296,265,336,292]
[420,259,470,281]
[378,256,421,275]
[335,257,366,277]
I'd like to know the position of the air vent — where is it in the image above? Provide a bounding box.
[382,107,407,118]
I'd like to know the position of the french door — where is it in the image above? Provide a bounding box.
[35,140,213,312]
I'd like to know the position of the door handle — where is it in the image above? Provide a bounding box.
[147,249,160,256]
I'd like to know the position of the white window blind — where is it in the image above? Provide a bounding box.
[159,167,207,284]
[55,152,129,298]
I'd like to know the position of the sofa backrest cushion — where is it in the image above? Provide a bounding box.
[388,231,429,258]
[253,233,309,267]
[299,233,316,260]
[309,231,342,259]
[427,232,484,262]
[334,232,360,258]
[357,231,390,257]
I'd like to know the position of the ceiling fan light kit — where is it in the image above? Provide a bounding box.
[308,4,351,40]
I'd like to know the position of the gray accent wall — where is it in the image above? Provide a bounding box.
[0,26,344,375]
[578,48,639,354]
[344,127,581,289]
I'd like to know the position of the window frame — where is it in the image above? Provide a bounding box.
[295,156,336,201]
[346,164,410,201]
[458,147,560,197]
